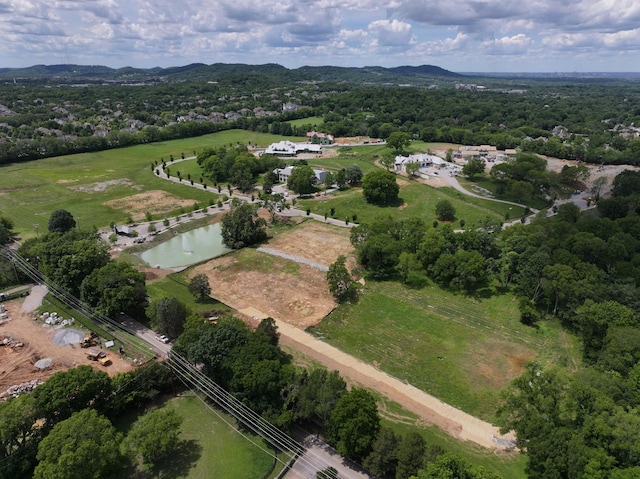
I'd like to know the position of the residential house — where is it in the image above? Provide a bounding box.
[307,131,334,145]
[274,166,327,185]
[394,154,445,172]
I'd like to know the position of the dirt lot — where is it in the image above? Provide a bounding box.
[265,220,356,269]
[103,190,198,221]
[0,292,134,397]
[190,221,355,329]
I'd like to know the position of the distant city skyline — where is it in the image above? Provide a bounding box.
[1,0,639,73]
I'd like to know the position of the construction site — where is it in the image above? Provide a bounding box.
[0,290,133,400]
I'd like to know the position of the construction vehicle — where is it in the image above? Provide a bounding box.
[86,349,111,366]
[80,332,98,348]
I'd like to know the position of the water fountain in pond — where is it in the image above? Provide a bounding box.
[140,223,230,269]
[182,235,193,254]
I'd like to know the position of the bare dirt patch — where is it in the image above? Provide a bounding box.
[0,297,134,396]
[190,251,336,329]
[71,178,138,193]
[266,221,355,268]
[103,190,197,221]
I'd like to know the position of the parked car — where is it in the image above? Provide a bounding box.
[156,334,170,344]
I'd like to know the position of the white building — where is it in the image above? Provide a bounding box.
[274,166,327,185]
[394,154,446,171]
[265,140,322,156]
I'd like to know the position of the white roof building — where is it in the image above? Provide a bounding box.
[274,166,327,185]
[394,154,446,171]
[265,140,322,156]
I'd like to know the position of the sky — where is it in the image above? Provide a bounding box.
[1,0,639,72]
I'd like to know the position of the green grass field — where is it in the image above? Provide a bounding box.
[309,280,580,421]
[286,116,325,127]
[0,130,293,237]
[114,393,278,479]
[297,181,524,227]
[168,394,277,479]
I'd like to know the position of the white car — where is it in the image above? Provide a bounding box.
[156,334,170,344]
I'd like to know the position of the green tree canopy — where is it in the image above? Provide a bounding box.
[188,273,211,301]
[37,231,111,296]
[462,158,486,179]
[32,365,113,429]
[220,202,267,249]
[123,407,183,469]
[328,387,380,462]
[47,209,76,233]
[146,297,188,339]
[287,165,317,194]
[326,255,357,303]
[80,260,148,319]
[395,431,426,479]
[0,216,17,245]
[362,427,399,479]
[346,164,363,185]
[33,409,123,479]
[386,132,411,153]
[435,199,456,222]
[288,369,347,427]
[0,394,39,478]
[362,169,400,205]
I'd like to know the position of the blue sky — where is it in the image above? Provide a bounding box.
[1,0,639,72]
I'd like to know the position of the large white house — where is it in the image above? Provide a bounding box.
[394,153,446,171]
[265,140,322,156]
[274,166,327,185]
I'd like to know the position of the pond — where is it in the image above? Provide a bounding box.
[140,223,231,269]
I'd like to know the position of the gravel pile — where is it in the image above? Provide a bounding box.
[52,328,84,345]
[257,247,329,272]
[34,358,53,369]
[0,379,43,398]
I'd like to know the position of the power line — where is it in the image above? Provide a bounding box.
[1,247,357,477]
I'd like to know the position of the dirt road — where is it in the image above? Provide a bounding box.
[274,318,511,450]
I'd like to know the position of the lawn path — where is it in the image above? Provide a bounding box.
[273,319,514,451]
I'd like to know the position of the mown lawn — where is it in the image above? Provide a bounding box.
[297,180,524,227]
[310,280,581,421]
[115,393,277,479]
[307,144,388,175]
[168,394,277,479]
[146,268,233,317]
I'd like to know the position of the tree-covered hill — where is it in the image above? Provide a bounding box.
[0,62,463,84]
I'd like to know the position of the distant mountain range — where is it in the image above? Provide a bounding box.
[0,62,464,84]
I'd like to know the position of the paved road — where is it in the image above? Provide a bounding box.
[118,314,171,356]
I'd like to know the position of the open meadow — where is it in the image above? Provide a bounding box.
[297,180,522,227]
[0,130,292,237]
[309,280,581,421]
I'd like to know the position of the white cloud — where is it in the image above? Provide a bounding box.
[0,0,638,71]
[481,34,533,55]
[368,19,414,46]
